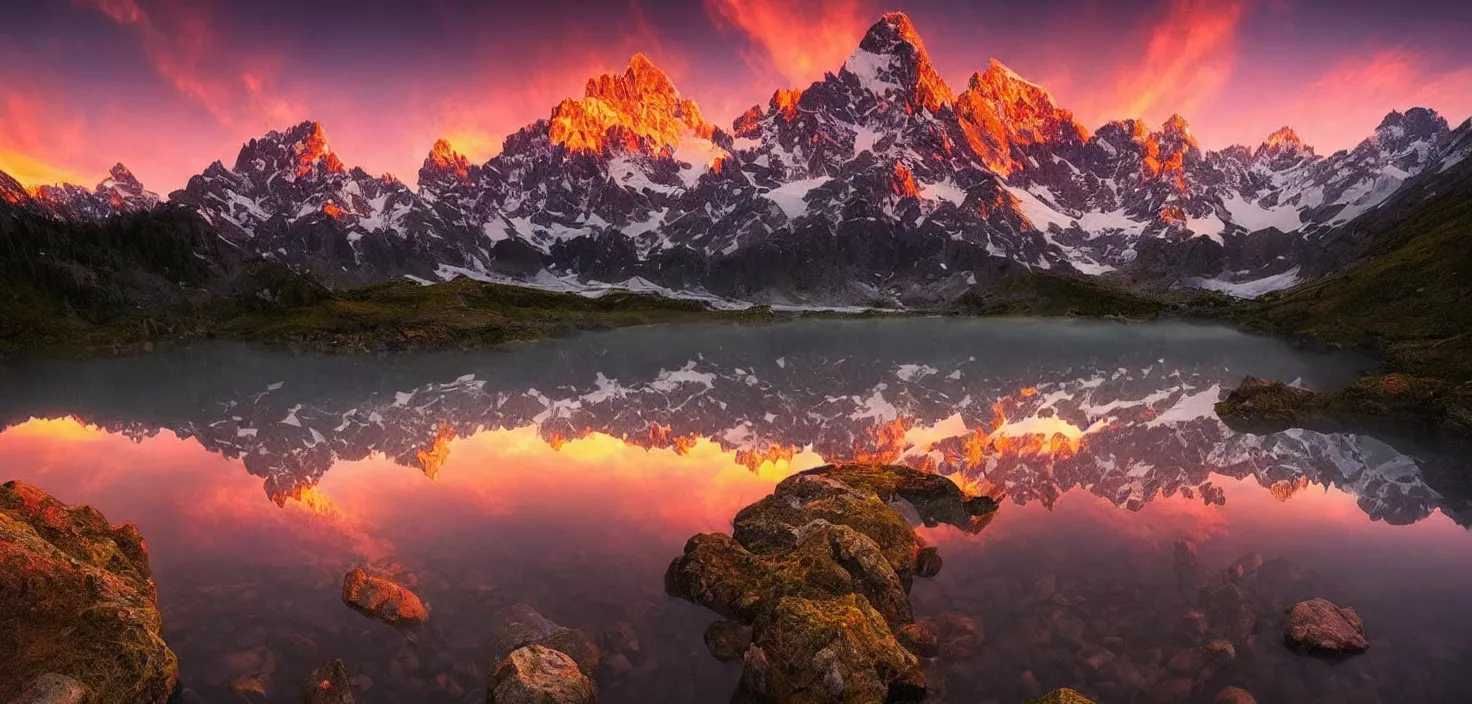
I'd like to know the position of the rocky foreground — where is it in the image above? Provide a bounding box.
[0,481,178,702]
[2,468,1375,703]
[663,462,1012,702]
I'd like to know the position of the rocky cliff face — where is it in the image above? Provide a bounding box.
[2,12,1463,303]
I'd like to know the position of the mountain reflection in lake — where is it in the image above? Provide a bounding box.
[2,319,1470,703]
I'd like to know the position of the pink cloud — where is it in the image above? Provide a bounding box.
[1097,0,1249,126]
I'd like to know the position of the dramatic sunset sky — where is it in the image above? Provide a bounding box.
[3,0,1470,192]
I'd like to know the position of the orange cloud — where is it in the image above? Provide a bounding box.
[1287,48,1472,148]
[704,0,874,87]
[1100,0,1247,125]
[0,90,97,187]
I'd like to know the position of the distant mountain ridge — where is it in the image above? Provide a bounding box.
[4,12,1468,305]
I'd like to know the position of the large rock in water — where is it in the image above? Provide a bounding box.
[487,645,596,704]
[340,567,429,627]
[665,463,995,702]
[491,604,602,677]
[0,481,178,703]
[1284,598,1368,655]
[740,595,923,704]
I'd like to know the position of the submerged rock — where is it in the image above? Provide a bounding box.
[1211,686,1258,704]
[340,568,429,627]
[1201,582,1257,646]
[0,481,178,703]
[487,645,596,704]
[742,595,923,704]
[895,621,940,659]
[301,660,354,704]
[1284,598,1368,656]
[1027,688,1097,703]
[930,611,983,661]
[704,620,753,662]
[492,604,601,676]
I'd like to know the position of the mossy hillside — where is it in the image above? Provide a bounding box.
[952,270,1240,320]
[1239,150,1472,382]
[218,277,775,351]
[1,271,780,357]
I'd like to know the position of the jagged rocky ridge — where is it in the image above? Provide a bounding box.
[1,321,1463,527]
[4,12,1466,304]
[1,163,159,220]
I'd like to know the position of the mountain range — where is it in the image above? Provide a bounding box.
[4,11,1470,305]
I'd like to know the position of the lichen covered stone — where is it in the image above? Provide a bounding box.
[487,645,596,704]
[0,481,178,704]
[1284,598,1368,656]
[741,595,923,704]
[340,567,429,627]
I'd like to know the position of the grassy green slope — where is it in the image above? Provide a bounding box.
[219,278,773,352]
[951,270,1243,321]
[1241,138,1472,382]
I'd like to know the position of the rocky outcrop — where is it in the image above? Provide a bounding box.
[301,659,354,704]
[665,463,995,702]
[1215,374,1472,438]
[487,645,597,704]
[340,567,430,628]
[1283,598,1368,656]
[742,594,925,703]
[491,604,602,677]
[0,481,178,703]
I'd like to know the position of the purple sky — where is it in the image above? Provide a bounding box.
[2,0,1469,192]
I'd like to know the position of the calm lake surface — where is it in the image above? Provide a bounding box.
[2,319,1470,704]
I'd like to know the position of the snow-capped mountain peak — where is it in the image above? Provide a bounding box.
[842,11,954,114]
[95,163,160,211]
[954,58,1089,176]
[234,120,346,184]
[10,11,1466,306]
[1256,126,1313,160]
[420,139,473,187]
[548,53,718,156]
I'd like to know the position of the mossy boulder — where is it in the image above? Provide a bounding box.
[1213,376,1326,434]
[734,474,922,589]
[666,522,913,628]
[739,595,923,704]
[491,604,601,677]
[0,481,178,703]
[1027,689,1098,704]
[487,645,596,704]
[792,464,999,532]
[666,464,992,702]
